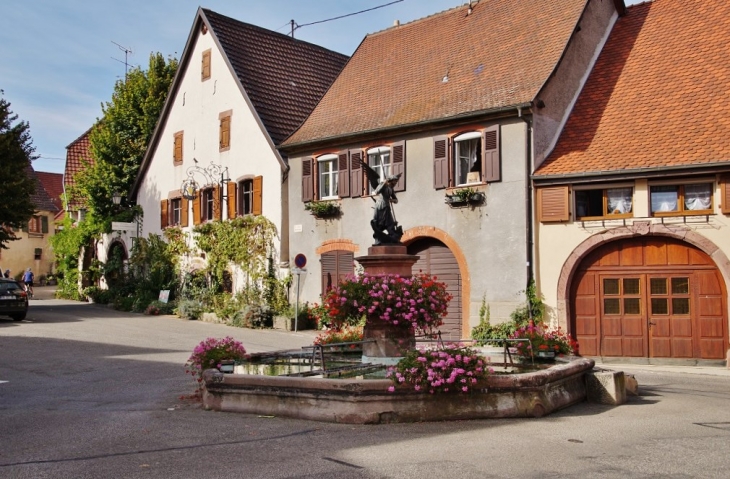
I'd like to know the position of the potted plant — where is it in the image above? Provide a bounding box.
[445,187,484,205]
[304,200,341,218]
[509,322,578,361]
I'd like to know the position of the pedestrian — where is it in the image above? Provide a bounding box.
[23,268,34,297]
[3,269,9,279]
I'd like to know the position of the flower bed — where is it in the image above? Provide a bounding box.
[510,323,578,360]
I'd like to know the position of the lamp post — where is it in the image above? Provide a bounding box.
[112,190,122,207]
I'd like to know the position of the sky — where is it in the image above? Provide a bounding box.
[1,0,644,175]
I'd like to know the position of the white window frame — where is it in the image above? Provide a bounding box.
[453,131,482,186]
[238,179,254,216]
[367,146,391,194]
[170,198,182,226]
[318,154,339,199]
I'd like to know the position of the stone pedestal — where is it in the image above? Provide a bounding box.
[355,244,419,361]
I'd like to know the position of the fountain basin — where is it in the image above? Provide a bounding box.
[202,357,595,424]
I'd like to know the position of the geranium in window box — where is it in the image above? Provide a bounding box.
[445,187,484,206]
[305,200,341,218]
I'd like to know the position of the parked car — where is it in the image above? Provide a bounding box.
[0,278,29,321]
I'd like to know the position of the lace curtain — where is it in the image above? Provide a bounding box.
[684,184,712,211]
[607,188,633,214]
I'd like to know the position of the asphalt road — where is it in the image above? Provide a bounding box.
[1,290,729,478]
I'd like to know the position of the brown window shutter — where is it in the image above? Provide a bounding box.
[181,198,189,227]
[391,141,406,192]
[349,150,363,197]
[253,176,263,216]
[202,49,211,80]
[174,132,183,164]
[337,151,350,198]
[482,125,500,182]
[537,186,570,222]
[337,251,355,284]
[219,116,230,150]
[721,175,730,214]
[41,216,49,234]
[433,136,449,189]
[193,195,201,225]
[227,181,237,218]
[213,185,222,220]
[302,158,314,202]
[160,199,169,228]
[320,251,337,295]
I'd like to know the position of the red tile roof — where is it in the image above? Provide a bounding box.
[27,166,59,213]
[202,9,349,145]
[35,171,64,211]
[536,0,730,177]
[64,128,94,210]
[283,0,591,148]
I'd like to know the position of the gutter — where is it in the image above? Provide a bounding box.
[518,107,534,295]
[532,161,730,186]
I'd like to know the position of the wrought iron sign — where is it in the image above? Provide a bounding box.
[181,160,231,201]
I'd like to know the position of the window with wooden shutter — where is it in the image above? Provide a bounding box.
[537,186,570,222]
[433,136,449,189]
[391,140,406,192]
[41,216,49,234]
[201,49,211,80]
[213,185,222,220]
[720,176,730,214]
[253,176,263,216]
[337,151,350,198]
[482,125,500,182]
[349,150,363,197]
[321,250,354,296]
[227,181,236,219]
[181,198,189,227]
[302,158,314,202]
[160,199,169,228]
[193,194,202,225]
[219,113,231,151]
[173,132,183,164]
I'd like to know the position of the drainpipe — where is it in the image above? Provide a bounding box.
[518,106,534,320]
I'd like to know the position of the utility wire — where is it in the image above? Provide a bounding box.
[289,0,404,35]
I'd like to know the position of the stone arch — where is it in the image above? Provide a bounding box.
[315,238,359,255]
[402,226,471,339]
[556,223,730,329]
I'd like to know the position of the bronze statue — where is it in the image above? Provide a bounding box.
[361,160,403,245]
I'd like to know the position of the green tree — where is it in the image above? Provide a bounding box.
[73,52,178,218]
[0,90,37,248]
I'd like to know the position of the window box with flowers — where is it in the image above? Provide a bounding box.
[305,200,341,218]
[445,187,485,206]
[509,322,578,361]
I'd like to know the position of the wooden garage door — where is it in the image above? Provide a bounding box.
[321,250,354,296]
[408,238,462,340]
[571,237,727,359]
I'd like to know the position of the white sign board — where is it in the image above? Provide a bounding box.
[112,222,136,231]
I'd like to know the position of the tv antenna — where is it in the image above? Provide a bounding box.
[111,41,133,80]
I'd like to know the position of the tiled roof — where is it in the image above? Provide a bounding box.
[64,128,93,210]
[282,0,590,148]
[536,0,730,177]
[35,171,64,211]
[27,166,59,213]
[203,9,349,145]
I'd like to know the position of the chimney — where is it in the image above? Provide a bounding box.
[393,19,400,26]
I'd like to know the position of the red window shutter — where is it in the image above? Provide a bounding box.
[181,198,189,227]
[721,175,730,214]
[391,141,406,192]
[253,176,263,216]
[160,199,169,229]
[193,195,201,225]
[537,186,570,222]
[302,158,314,202]
[433,136,449,189]
[349,150,363,198]
[227,181,237,219]
[337,151,350,198]
[482,125,500,182]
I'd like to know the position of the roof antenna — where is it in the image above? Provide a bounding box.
[111,41,133,80]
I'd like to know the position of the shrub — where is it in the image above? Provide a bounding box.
[177,299,204,320]
[184,337,247,392]
[387,345,492,394]
[229,304,272,329]
[144,300,175,315]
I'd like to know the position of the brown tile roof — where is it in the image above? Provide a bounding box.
[202,9,349,145]
[35,171,64,211]
[64,128,94,210]
[282,0,591,148]
[27,166,59,213]
[536,0,730,178]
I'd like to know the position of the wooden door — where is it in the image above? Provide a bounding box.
[647,275,693,358]
[599,275,647,357]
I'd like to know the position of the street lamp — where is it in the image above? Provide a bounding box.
[112,191,122,206]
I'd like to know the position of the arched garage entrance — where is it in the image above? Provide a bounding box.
[407,238,462,340]
[571,236,728,360]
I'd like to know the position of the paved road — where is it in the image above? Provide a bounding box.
[1,291,729,478]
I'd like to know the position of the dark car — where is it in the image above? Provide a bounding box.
[0,278,29,321]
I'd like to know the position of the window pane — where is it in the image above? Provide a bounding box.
[454,137,481,185]
[651,186,679,213]
[368,150,391,193]
[651,298,668,315]
[607,188,633,215]
[684,183,712,211]
[603,278,620,295]
[671,277,689,295]
[650,278,667,295]
[575,190,603,218]
[624,298,641,315]
[623,278,640,295]
[672,298,690,315]
[604,298,620,315]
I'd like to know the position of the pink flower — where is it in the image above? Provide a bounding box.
[387,386,395,392]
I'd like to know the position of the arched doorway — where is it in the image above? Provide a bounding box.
[104,241,128,288]
[408,238,462,340]
[570,236,728,359]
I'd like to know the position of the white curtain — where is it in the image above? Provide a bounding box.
[651,188,678,212]
[684,184,712,211]
[607,188,633,214]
